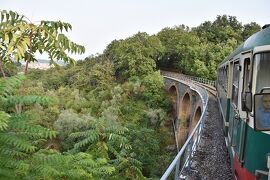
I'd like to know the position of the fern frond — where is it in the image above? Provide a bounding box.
[0,133,37,153]
[0,10,25,25]
[66,169,92,179]
[9,114,57,139]
[130,166,145,179]
[106,125,129,135]
[0,75,26,97]
[0,146,27,158]
[70,129,98,139]
[6,95,55,107]
[23,150,114,179]
[0,111,9,130]
[0,168,15,179]
[73,136,96,149]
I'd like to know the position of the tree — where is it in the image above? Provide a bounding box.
[194,15,242,44]
[157,25,190,69]
[0,75,57,177]
[0,75,118,179]
[0,10,85,76]
[157,26,202,73]
[213,15,242,30]
[242,22,261,41]
[53,109,89,150]
[23,150,115,179]
[141,71,168,108]
[0,10,25,77]
[104,32,164,80]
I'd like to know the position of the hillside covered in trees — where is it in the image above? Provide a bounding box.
[156,16,260,79]
[0,10,261,179]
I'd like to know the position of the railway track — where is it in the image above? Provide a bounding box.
[161,70,217,96]
[181,94,233,180]
[162,71,232,179]
[194,82,217,96]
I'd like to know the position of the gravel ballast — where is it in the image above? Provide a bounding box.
[181,95,233,180]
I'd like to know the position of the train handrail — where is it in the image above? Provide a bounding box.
[161,76,209,180]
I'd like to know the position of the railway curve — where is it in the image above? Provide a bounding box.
[161,71,232,180]
[181,94,233,180]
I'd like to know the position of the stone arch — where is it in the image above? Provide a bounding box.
[168,85,178,118]
[180,93,192,119]
[189,106,202,142]
[191,106,202,132]
[177,92,191,146]
[166,84,179,150]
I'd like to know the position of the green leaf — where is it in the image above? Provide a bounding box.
[0,111,10,131]
[4,33,9,44]
[23,37,31,46]
[17,45,24,58]
[7,45,13,55]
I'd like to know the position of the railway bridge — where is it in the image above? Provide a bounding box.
[161,71,232,180]
[163,72,207,151]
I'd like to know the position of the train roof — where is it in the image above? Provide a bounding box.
[219,26,270,66]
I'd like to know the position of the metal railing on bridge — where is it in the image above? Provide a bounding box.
[161,75,209,180]
[161,70,216,87]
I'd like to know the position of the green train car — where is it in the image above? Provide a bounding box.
[217,25,270,180]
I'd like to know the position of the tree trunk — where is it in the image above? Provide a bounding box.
[0,57,6,78]
[24,30,33,75]
[15,103,22,114]
[24,60,29,74]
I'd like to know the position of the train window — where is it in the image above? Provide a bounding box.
[223,68,225,83]
[255,52,270,93]
[225,65,228,91]
[218,65,229,93]
[241,58,252,111]
[254,93,270,131]
[232,62,240,106]
[243,58,251,92]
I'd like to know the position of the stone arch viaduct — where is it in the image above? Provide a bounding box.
[161,71,211,180]
[164,76,205,149]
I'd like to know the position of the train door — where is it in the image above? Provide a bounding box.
[230,56,251,166]
[228,61,234,145]
[229,60,241,154]
[238,56,251,165]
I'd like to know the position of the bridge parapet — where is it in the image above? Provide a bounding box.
[162,70,216,87]
[161,74,209,180]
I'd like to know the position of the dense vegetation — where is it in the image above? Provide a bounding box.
[0,10,261,179]
[156,16,260,79]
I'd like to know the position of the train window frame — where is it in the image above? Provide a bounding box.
[218,65,226,92]
[254,93,270,131]
[241,58,252,112]
[232,61,240,107]
[225,65,228,92]
[253,52,270,93]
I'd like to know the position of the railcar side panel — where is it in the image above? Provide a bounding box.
[244,125,270,175]
[217,25,270,180]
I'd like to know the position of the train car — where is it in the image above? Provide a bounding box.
[217,25,270,180]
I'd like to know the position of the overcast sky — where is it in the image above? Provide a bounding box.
[1,0,269,59]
